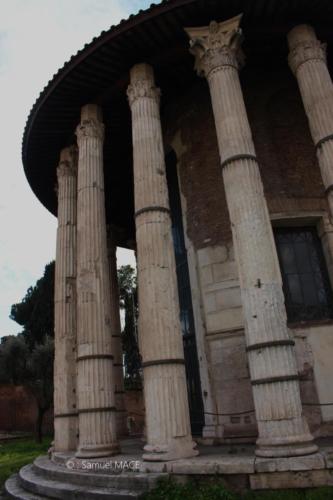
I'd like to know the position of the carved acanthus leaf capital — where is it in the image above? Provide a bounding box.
[57,145,78,179]
[75,119,104,142]
[288,39,327,74]
[185,15,244,78]
[127,79,161,107]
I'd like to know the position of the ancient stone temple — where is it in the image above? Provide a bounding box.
[6,0,333,497]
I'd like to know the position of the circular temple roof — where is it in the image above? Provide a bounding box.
[22,0,333,245]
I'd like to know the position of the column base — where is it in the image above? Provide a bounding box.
[143,439,198,462]
[75,443,120,459]
[202,424,224,440]
[255,437,318,458]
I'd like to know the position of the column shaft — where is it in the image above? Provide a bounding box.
[54,146,78,452]
[186,17,317,457]
[127,64,198,461]
[288,25,333,215]
[75,104,119,458]
[107,230,127,436]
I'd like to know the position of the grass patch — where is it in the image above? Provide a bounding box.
[143,478,333,500]
[0,436,51,489]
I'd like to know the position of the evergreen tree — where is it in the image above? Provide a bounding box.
[10,262,54,348]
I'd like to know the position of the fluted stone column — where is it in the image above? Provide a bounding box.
[75,104,119,458]
[288,25,333,216]
[186,16,317,458]
[54,146,78,452]
[107,229,127,436]
[127,64,198,461]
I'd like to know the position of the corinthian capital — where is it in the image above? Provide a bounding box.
[288,25,326,74]
[185,15,243,78]
[75,119,104,142]
[127,80,161,106]
[127,80,160,107]
[127,63,160,107]
[57,145,78,179]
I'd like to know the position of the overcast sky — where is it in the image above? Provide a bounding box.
[0,0,157,337]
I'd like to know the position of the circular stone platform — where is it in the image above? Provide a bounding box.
[4,439,333,498]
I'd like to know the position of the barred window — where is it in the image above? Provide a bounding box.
[274,227,333,324]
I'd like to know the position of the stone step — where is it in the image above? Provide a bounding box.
[4,474,48,499]
[33,456,166,491]
[18,464,143,500]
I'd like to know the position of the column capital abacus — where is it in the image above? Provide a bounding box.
[57,146,78,180]
[75,119,104,142]
[288,36,326,75]
[185,15,243,78]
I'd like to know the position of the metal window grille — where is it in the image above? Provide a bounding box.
[274,226,333,324]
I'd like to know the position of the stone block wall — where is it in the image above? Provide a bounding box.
[197,240,333,439]
[197,244,257,440]
[197,244,242,334]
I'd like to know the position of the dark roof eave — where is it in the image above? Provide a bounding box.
[21,0,197,166]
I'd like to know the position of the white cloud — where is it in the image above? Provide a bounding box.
[0,0,150,336]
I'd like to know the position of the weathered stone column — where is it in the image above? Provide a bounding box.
[75,104,119,457]
[186,17,317,458]
[288,25,333,216]
[54,146,78,452]
[127,64,198,461]
[107,228,127,437]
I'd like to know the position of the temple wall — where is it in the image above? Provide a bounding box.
[164,63,333,440]
[196,244,257,440]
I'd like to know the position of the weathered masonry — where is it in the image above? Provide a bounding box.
[19,0,333,479]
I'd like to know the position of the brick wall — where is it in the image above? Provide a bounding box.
[0,384,53,435]
[0,385,145,438]
[164,65,328,251]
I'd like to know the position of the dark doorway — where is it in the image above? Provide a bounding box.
[165,150,204,436]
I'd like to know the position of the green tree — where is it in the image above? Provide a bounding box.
[10,262,55,348]
[0,335,28,385]
[118,265,141,388]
